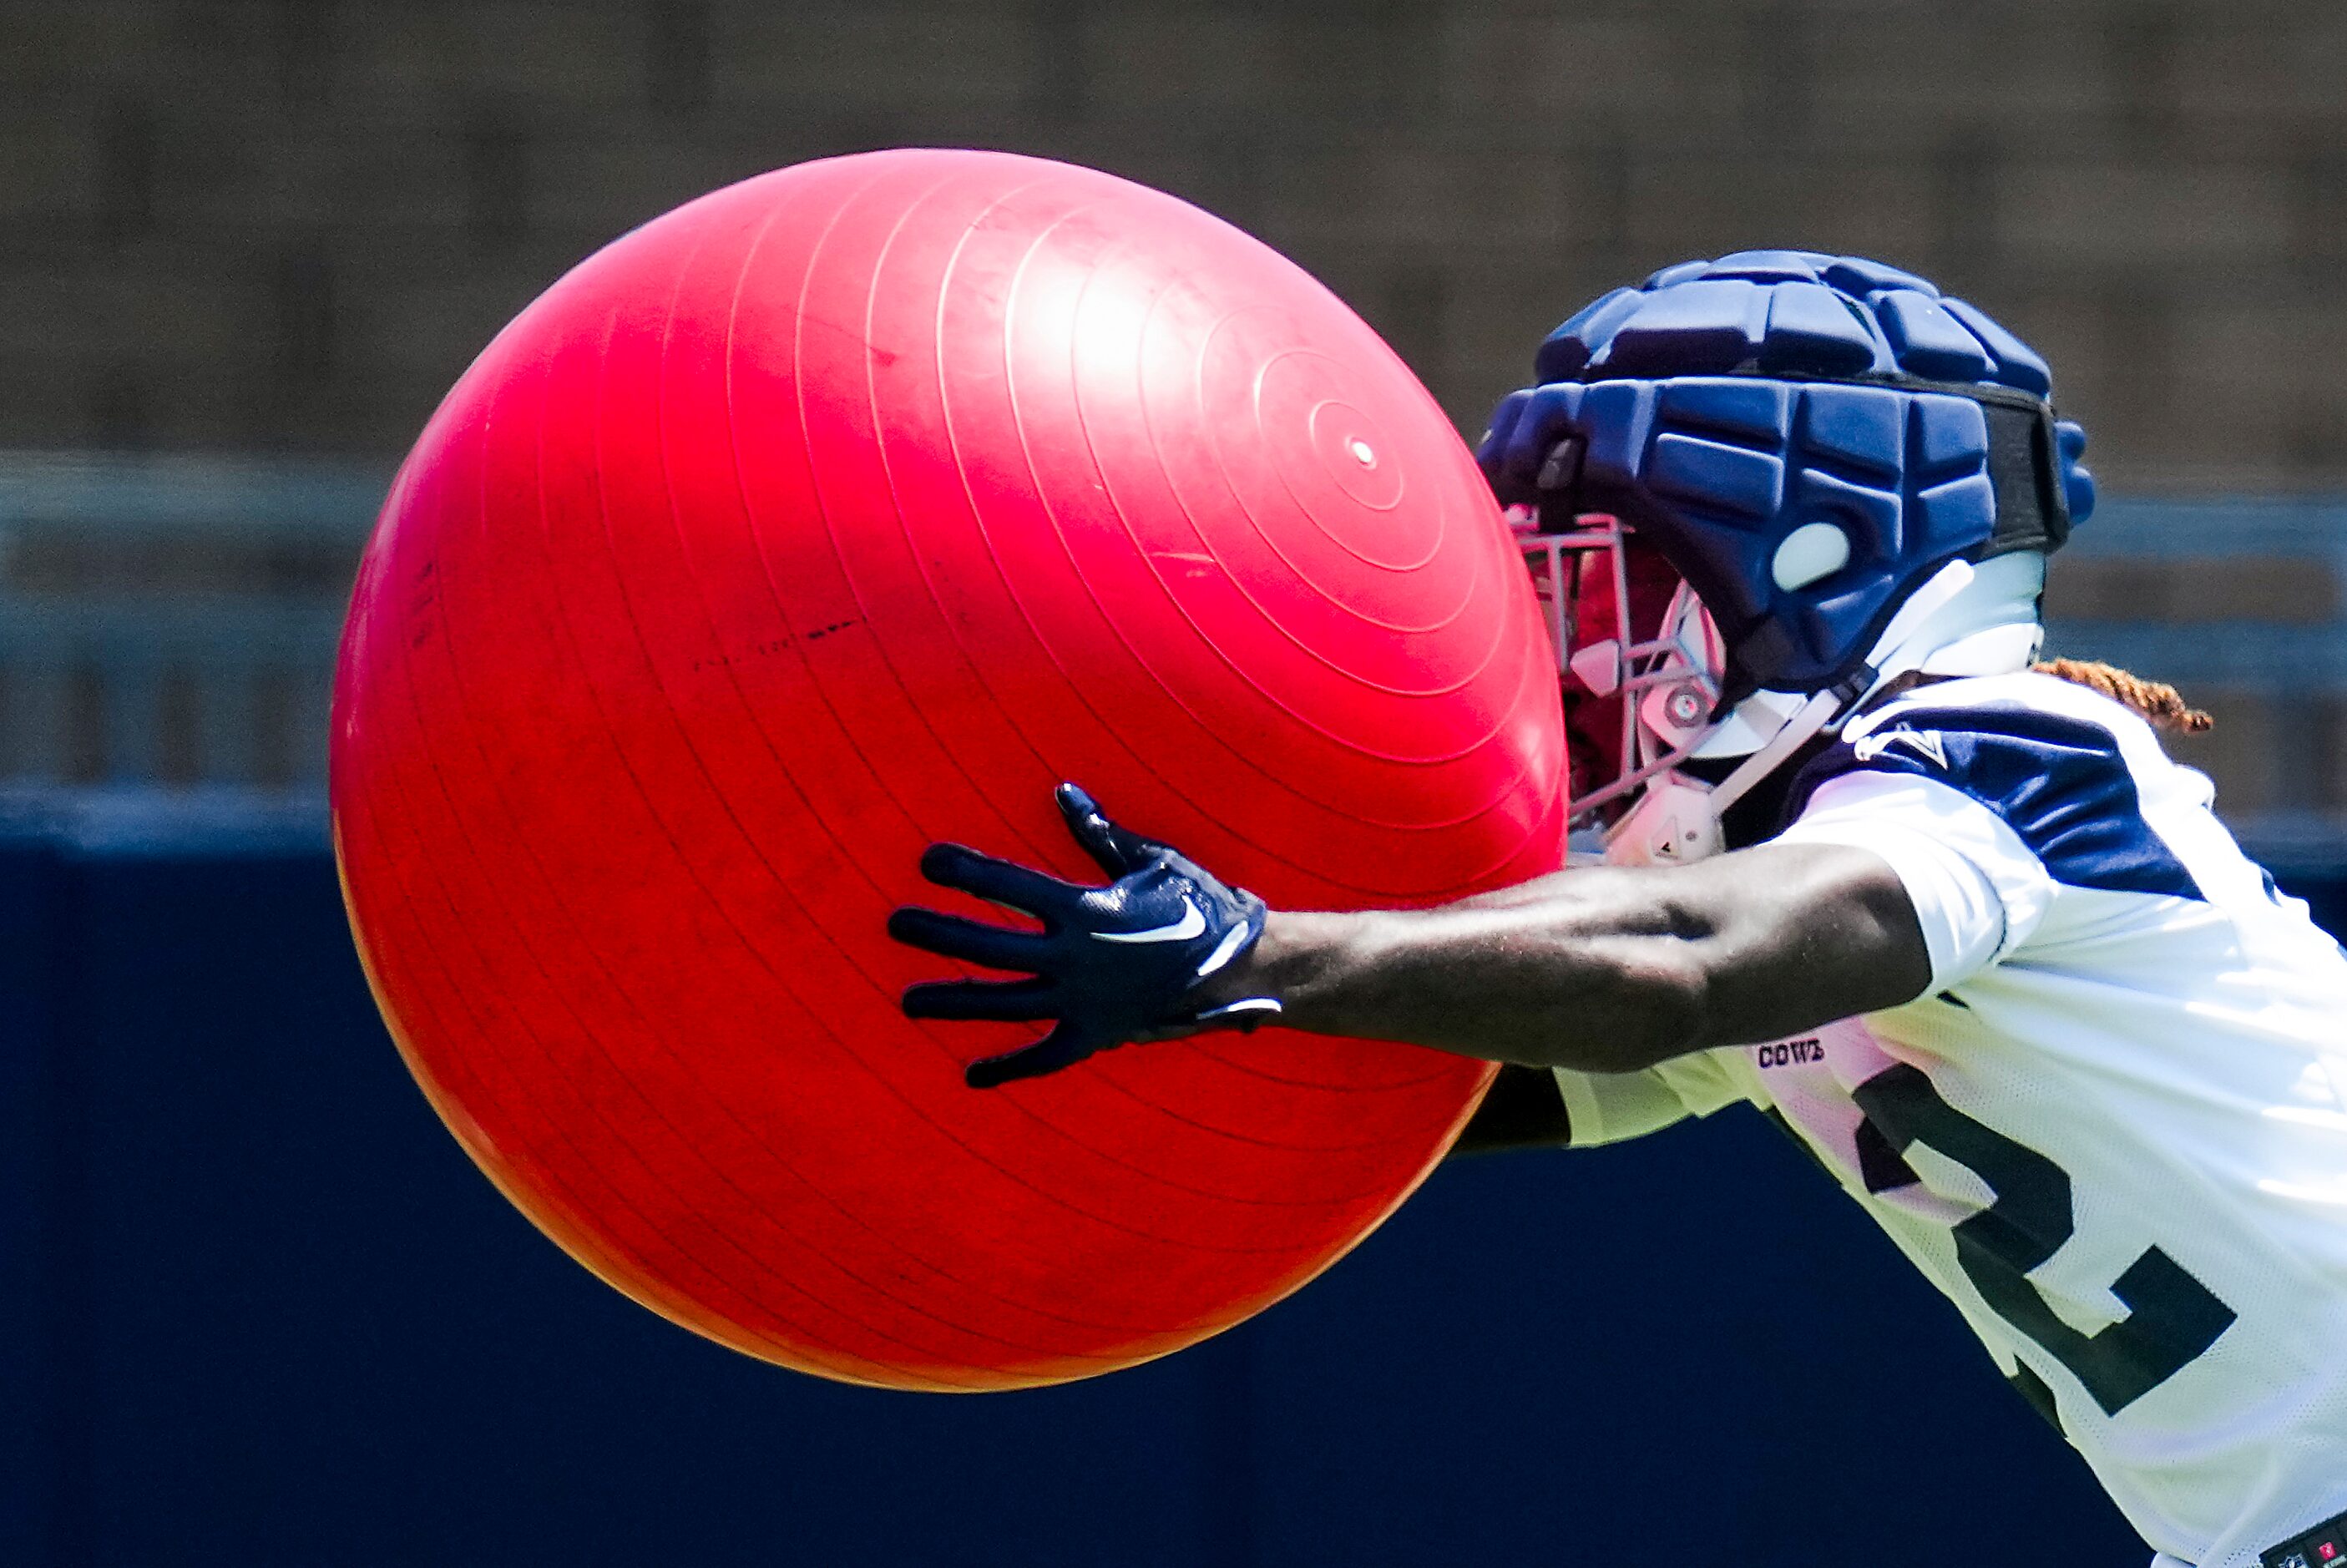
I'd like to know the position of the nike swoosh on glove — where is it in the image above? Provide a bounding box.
[888,783,1281,1089]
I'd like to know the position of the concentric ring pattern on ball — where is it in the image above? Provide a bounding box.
[331,149,1568,1391]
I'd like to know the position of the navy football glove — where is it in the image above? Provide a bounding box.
[889,784,1281,1089]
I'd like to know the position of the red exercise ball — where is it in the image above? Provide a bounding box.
[331,149,1566,1391]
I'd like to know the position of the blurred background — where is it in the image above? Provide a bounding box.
[6,2,2344,1564]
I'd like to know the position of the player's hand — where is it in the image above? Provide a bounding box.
[1475,382,1587,516]
[889,784,1281,1089]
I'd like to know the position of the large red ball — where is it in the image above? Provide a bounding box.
[331,149,1566,1391]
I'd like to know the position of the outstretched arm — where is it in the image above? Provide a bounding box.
[1209,844,1930,1075]
[890,784,1930,1085]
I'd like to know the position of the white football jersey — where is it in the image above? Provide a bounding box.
[1553,671,2347,1568]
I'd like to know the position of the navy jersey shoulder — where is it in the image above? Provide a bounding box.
[1779,691,2203,902]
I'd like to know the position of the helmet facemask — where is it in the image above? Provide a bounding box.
[1511,509,1729,855]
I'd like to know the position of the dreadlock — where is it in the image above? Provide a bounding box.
[2034,659,2213,734]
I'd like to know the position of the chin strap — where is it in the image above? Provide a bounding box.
[1707,559,1980,818]
[1704,685,1847,820]
[1600,559,1989,867]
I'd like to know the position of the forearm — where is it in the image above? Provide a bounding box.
[1201,847,1930,1076]
[1220,869,1711,1075]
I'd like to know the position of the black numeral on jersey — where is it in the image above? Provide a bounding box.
[1851,1064,2237,1416]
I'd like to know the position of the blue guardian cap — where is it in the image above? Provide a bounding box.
[1483,250,2095,705]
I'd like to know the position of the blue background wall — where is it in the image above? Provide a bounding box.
[10,795,2296,1567]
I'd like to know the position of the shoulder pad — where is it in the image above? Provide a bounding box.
[1784,699,2202,901]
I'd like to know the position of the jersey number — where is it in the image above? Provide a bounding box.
[1851,1064,2236,1416]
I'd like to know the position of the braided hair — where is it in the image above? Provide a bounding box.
[2034,659,2213,734]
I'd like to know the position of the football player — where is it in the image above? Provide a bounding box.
[888,254,2347,1568]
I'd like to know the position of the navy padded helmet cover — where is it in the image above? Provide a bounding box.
[1482,251,2095,696]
